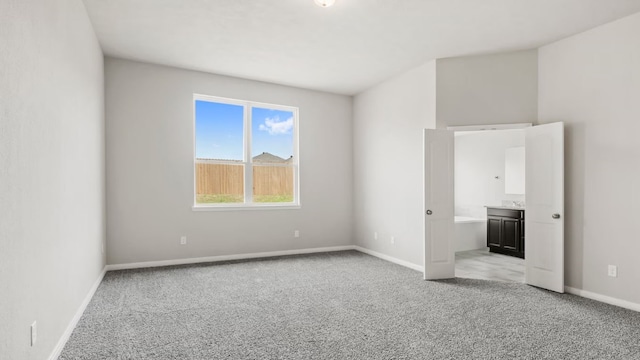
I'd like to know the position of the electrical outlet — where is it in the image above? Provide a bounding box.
[30,321,37,346]
[180,236,187,245]
[374,232,378,240]
[608,265,617,278]
[390,236,395,245]
[294,230,300,238]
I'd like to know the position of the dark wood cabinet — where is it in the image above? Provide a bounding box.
[487,217,502,247]
[486,207,525,258]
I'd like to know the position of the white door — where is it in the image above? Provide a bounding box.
[525,122,565,293]
[423,129,455,280]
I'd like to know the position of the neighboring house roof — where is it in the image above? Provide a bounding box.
[196,152,293,164]
[252,152,288,163]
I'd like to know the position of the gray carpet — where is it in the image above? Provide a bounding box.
[60,251,640,359]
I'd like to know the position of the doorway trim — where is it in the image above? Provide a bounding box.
[446,123,532,131]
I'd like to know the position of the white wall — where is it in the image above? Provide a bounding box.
[436,50,539,128]
[0,0,106,359]
[105,58,353,265]
[539,12,640,304]
[353,61,437,266]
[455,129,525,219]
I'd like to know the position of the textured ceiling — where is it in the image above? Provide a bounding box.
[83,0,640,95]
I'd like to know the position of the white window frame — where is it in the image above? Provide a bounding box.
[192,94,300,211]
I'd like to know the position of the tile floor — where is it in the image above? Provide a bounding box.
[455,247,525,283]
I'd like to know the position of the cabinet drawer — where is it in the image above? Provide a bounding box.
[487,208,523,219]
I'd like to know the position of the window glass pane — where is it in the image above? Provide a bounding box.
[195,163,244,204]
[193,96,298,207]
[195,100,244,161]
[252,165,294,203]
[251,107,294,164]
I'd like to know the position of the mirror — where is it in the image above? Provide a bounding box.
[505,146,525,194]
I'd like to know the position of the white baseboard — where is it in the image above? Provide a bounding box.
[49,267,106,360]
[105,245,356,271]
[351,248,639,313]
[565,286,640,313]
[353,246,423,272]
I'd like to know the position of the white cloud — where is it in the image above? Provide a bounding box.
[259,116,293,135]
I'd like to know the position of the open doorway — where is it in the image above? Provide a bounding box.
[423,122,564,292]
[452,126,527,283]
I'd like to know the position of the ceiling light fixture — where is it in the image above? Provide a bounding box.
[314,0,336,8]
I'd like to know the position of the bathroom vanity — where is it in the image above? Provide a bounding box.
[486,207,525,258]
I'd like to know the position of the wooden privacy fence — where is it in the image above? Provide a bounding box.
[196,163,293,196]
[253,165,294,196]
[196,163,244,195]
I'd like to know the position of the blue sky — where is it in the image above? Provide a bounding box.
[195,100,294,160]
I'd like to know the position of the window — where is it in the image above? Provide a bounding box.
[193,94,299,209]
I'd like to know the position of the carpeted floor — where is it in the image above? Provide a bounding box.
[60,251,640,359]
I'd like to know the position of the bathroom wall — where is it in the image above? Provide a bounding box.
[455,129,525,219]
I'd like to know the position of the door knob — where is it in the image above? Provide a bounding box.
[426,210,433,215]
[552,213,561,219]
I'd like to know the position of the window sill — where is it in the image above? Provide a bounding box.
[192,204,301,212]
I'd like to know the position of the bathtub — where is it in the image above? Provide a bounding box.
[454,216,487,252]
